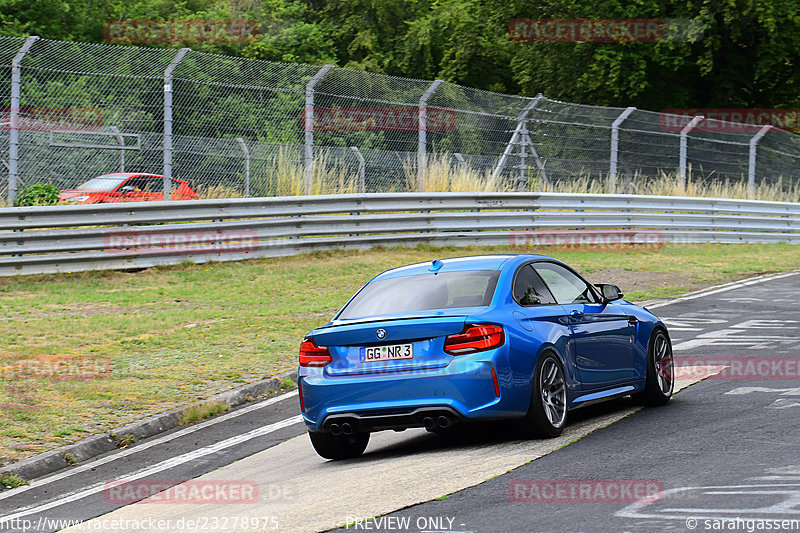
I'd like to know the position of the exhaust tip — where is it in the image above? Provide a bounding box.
[329,423,342,436]
[423,416,436,430]
[341,422,354,435]
[437,415,451,429]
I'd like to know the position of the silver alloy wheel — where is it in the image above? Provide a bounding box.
[654,332,674,396]
[540,358,567,428]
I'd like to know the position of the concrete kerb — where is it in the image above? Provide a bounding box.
[0,370,297,485]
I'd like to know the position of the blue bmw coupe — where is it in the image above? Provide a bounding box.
[298,255,674,459]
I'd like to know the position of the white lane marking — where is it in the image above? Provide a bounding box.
[723,386,800,409]
[0,415,303,522]
[671,319,800,351]
[731,319,800,329]
[725,387,800,395]
[768,399,800,409]
[661,318,728,328]
[0,390,298,502]
[617,483,800,520]
[647,270,800,310]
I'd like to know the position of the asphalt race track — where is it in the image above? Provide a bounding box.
[1,271,798,533]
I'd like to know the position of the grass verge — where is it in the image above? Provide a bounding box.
[0,242,798,465]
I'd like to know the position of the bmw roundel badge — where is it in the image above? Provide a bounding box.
[376,328,386,339]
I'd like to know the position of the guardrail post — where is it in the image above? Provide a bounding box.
[417,80,444,192]
[163,48,190,201]
[679,115,703,189]
[350,146,366,193]
[109,126,125,172]
[236,138,250,197]
[8,36,39,205]
[490,93,543,187]
[453,153,467,170]
[609,107,636,193]
[304,65,334,196]
[748,125,771,199]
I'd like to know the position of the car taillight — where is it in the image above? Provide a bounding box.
[299,339,332,367]
[444,325,505,355]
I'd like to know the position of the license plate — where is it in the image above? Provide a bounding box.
[359,344,413,362]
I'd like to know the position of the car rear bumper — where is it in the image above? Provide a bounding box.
[299,355,511,432]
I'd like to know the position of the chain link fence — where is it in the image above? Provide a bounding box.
[2,35,800,204]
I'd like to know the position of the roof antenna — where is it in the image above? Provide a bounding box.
[429,259,444,273]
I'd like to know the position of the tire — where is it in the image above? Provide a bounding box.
[308,430,369,460]
[521,352,568,438]
[633,328,674,406]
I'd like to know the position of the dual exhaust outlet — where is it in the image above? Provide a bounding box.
[325,410,457,435]
[423,415,452,431]
[328,422,355,436]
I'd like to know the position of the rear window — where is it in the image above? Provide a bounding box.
[338,270,500,320]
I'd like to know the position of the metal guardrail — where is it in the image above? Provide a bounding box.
[1,193,798,277]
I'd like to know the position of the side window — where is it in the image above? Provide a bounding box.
[142,177,163,192]
[533,263,597,305]
[513,265,556,306]
[120,177,144,191]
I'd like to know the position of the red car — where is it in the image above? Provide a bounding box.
[59,173,199,204]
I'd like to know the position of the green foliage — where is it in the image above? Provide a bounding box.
[0,472,28,488]
[13,183,60,207]
[3,0,800,108]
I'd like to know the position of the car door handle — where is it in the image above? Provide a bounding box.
[628,316,639,325]
[570,310,583,319]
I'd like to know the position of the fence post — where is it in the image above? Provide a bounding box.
[679,115,704,189]
[490,93,543,186]
[748,125,771,199]
[163,48,190,201]
[304,65,334,196]
[609,106,636,193]
[417,79,444,192]
[236,137,250,197]
[109,126,125,172]
[7,36,39,205]
[350,146,365,193]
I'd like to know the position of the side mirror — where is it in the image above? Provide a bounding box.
[120,186,135,194]
[596,283,624,303]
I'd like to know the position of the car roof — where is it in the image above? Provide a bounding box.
[374,254,554,280]
[96,173,165,178]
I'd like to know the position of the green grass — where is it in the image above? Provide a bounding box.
[179,401,230,426]
[0,473,28,488]
[0,243,798,465]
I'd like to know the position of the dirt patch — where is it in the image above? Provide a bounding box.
[585,269,697,296]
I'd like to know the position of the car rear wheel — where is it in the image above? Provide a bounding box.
[522,352,567,438]
[633,329,674,406]
[308,430,369,460]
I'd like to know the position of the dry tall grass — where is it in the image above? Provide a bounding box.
[265,149,362,196]
[405,154,513,193]
[541,169,800,202]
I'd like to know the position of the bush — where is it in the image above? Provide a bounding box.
[14,183,61,206]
